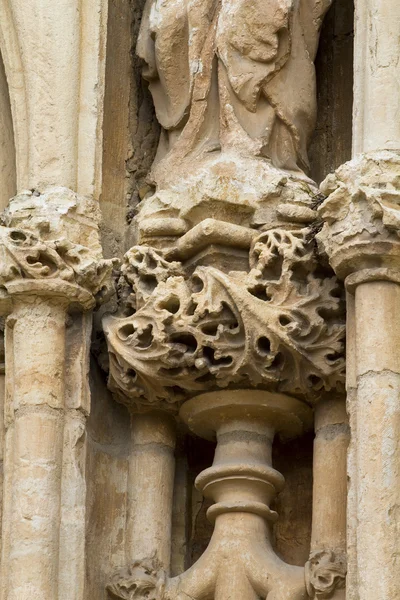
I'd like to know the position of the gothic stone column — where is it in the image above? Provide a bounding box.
[318,152,400,600]
[0,224,113,600]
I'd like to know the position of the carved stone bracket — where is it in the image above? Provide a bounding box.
[104,228,345,412]
[305,550,347,599]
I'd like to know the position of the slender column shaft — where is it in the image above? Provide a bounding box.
[4,296,67,599]
[345,290,358,600]
[311,397,348,556]
[0,335,4,554]
[126,411,176,571]
[353,0,400,154]
[353,281,400,599]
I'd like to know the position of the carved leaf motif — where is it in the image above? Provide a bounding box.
[0,225,116,303]
[317,151,400,276]
[104,228,345,411]
[107,558,165,600]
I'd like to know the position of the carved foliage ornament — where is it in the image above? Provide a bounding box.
[104,228,345,411]
[305,550,346,599]
[317,151,400,278]
[107,557,165,600]
[0,225,116,303]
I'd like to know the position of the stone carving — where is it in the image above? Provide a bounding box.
[305,550,347,599]
[137,0,332,173]
[104,228,345,411]
[135,0,333,240]
[107,557,165,600]
[0,225,116,303]
[317,151,400,279]
[2,187,103,255]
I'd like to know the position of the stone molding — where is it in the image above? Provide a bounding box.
[104,228,345,412]
[317,151,400,280]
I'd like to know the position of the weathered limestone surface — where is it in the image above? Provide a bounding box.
[7,1,400,600]
[0,52,15,211]
[317,1,400,590]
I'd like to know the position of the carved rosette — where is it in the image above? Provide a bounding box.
[317,151,400,280]
[305,550,346,599]
[103,228,345,412]
[0,225,116,307]
[107,557,165,600]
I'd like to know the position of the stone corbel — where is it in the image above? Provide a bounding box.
[305,549,346,600]
[104,225,345,410]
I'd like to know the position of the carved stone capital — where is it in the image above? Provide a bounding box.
[305,550,346,599]
[107,557,165,600]
[0,225,116,309]
[317,151,400,280]
[103,228,345,412]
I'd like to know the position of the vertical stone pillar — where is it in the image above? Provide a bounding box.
[4,294,71,600]
[126,412,176,570]
[319,5,400,593]
[306,397,348,599]
[0,0,108,195]
[0,225,113,600]
[318,151,400,600]
[0,326,4,552]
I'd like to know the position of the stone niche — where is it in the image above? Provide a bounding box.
[85,1,354,599]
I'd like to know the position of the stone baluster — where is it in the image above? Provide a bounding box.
[0,222,114,600]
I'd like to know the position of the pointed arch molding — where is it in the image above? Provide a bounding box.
[0,0,29,191]
[0,0,108,197]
